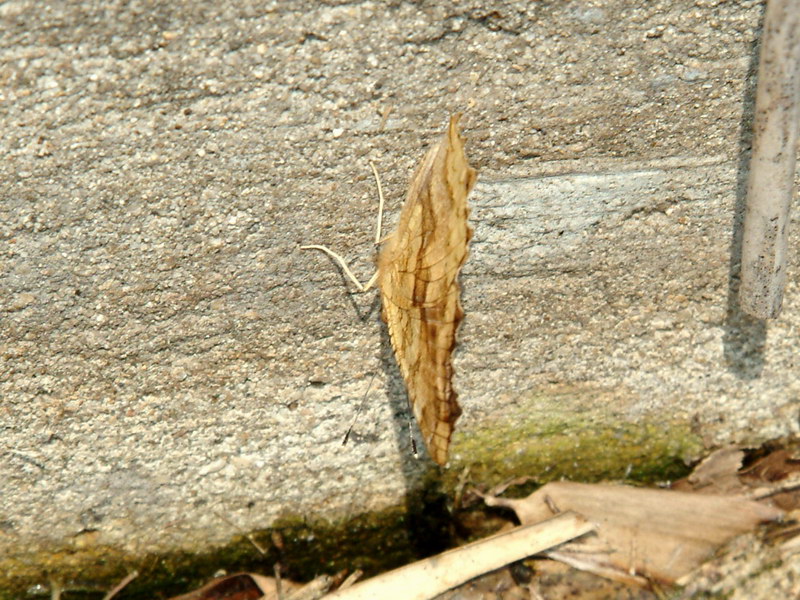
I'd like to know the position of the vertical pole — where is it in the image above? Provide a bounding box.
[740,0,800,318]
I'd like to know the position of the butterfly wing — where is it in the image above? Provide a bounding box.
[377,114,477,465]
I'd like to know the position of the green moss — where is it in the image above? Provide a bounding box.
[0,498,449,600]
[447,385,703,487]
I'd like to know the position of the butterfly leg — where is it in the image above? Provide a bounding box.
[300,161,387,292]
[299,243,376,292]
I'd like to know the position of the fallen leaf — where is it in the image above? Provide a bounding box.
[482,481,783,585]
[741,448,800,483]
[672,445,746,494]
[673,446,800,511]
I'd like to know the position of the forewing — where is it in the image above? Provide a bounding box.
[378,114,477,465]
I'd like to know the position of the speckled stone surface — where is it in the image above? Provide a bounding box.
[1,0,797,585]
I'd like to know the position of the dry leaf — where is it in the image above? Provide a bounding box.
[740,448,800,483]
[740,448,800,510]
[483,481,784,585]
[672,445,746,495]
[377,114,477,465]
[673,446,800,510]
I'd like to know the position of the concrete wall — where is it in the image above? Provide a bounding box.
[2,0,797,585]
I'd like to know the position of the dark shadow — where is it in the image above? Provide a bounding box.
[305,248,381,321]
[378,309,456,558]
[402,471,455,557]
[722,6,768,379]
[330,299,454,561]
[315,240,455,558]
[378,315,435,470]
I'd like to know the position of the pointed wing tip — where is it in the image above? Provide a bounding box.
[430,448,449,466]
[449,113,463,133]
[427,417,460,466]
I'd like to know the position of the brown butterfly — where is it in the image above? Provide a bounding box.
[303,114,477,465]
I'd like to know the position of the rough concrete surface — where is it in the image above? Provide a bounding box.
[1,0,798,587]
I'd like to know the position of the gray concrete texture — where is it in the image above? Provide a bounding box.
[1,0,798,563]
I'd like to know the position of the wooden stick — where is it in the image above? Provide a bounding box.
[102,571,139,600]
[321,512,592,600]
[740,0,800,318]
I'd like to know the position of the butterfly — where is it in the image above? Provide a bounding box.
[303,114,477,465]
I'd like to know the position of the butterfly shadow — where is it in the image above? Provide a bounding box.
[376,308,458,559]
[333,316,455,559]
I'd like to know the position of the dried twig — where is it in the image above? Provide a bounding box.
[321,512,592,600]
[102,571,139,600]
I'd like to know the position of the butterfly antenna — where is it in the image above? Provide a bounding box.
[342,372,377,446]
[369,161,385,244]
